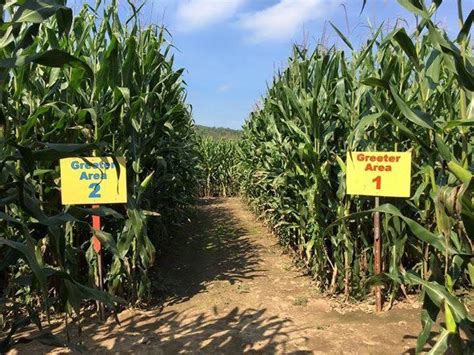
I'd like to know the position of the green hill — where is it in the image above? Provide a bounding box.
[196,125,242,140]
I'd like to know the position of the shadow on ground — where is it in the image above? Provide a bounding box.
[152,198,265,305]
[8,198,425,354]
[75,306,307,353]
[9,199,301,353]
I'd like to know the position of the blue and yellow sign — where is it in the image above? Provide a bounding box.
[60,157,127,205]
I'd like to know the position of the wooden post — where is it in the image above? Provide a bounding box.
[92,204,105,321]
[374,197,382,312]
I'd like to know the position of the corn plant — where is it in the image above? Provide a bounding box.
[241,0,472,352]
[0,0,197,350]
[197,136,241,197]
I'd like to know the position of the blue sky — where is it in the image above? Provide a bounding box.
[72,1,468,130]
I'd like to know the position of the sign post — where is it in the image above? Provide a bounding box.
[346,151,411,312]
[60,157,127,320]
[92,204,105,320]
[374,196,382,312]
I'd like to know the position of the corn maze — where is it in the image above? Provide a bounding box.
[197,136,240,197]
[239,2,473,349]
[0,0,473,353]
[0,0,198,349]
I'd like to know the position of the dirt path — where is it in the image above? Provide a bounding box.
[11,198,422,354]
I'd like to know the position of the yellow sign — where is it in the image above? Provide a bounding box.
[346,152,412,197]
[60,157,127,205]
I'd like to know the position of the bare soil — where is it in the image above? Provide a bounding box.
[9,198,425,354]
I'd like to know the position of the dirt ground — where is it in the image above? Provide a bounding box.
[9,198,426,354]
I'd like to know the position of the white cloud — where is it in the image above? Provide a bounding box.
[176,0,247,31]
[217,84,232,93]
[238,0,338,43]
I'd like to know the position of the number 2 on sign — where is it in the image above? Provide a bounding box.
[89,183,102,198]
[372,176,381,190]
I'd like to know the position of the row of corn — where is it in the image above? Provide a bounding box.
[239,0,472,352]
[0,0,198,349]
[197,136,241,197]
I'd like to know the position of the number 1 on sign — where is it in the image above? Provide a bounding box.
[372,176,381,190]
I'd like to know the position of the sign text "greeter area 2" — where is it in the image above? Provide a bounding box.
[60,157,127,205]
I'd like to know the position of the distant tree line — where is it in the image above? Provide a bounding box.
[196,125,242,140]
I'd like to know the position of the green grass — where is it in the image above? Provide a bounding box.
[293,296,308,306]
